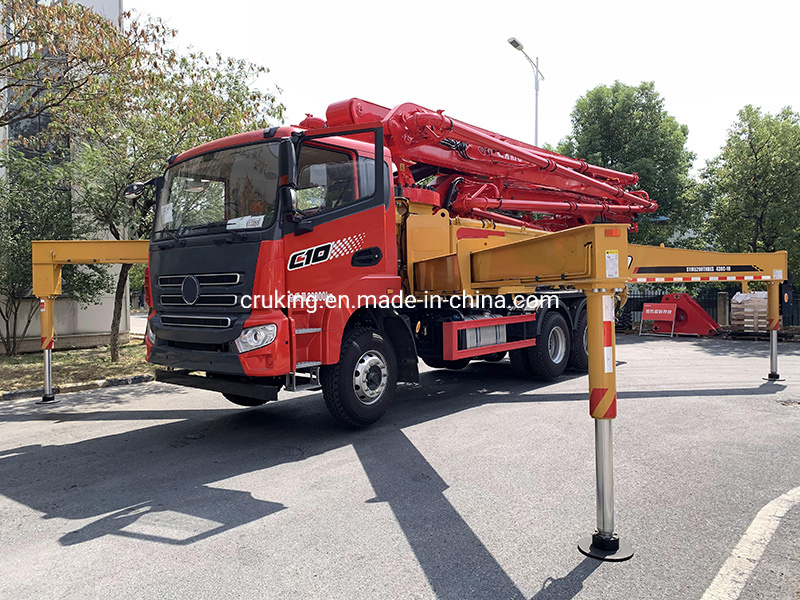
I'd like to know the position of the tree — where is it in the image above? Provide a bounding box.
[55,20,284,361]
[703,106,800,274]
[0,149,111,355]
[0,0,148,130]
[558,81,697,244]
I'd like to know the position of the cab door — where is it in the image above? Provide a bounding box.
[282,128,398,364]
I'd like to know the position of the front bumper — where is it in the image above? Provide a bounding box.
[155,369,280,402]
[148,310,292,377]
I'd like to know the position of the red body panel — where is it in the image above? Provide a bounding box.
[283,202,400,368]
[442,314,537,360]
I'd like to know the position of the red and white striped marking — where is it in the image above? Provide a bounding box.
[589,295,617,420]
[603,295,614,373]
[630,275,772,283]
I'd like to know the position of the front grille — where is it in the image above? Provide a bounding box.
[161,315,232,328]
[158,273,241,287]
[161,294,238,307]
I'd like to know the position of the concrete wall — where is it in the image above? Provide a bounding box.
[11,292,130,354]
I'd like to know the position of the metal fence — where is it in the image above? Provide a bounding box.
[618,285,799,329]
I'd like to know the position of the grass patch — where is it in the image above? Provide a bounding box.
[0,342,154,393]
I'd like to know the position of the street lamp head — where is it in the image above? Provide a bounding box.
[508,37,523,51]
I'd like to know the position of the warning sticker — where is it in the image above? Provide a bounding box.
[605,250,619,278]
[161,203,174,225]
[773,269,784,281]
[602,295,615,321]
[604,347,614,374]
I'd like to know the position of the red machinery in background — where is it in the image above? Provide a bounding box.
[652,293,720,336]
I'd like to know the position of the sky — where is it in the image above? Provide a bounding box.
[126,0,799,172]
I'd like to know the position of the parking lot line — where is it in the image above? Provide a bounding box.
[701,485,800,600]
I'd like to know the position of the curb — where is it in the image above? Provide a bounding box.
[1,374,155,402]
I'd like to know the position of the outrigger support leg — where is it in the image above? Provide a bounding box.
[36,297,58,404]
[577,288,633,562]
[764,282,783,382]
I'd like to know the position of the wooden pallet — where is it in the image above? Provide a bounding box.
[731,299,768,332]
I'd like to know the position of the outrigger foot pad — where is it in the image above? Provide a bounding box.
[578,531,634,562]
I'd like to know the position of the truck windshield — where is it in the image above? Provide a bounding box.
[153,142,280,240]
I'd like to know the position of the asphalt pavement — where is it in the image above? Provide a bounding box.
[1,335,799,600]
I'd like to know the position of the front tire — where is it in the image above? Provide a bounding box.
[321,328,398,427]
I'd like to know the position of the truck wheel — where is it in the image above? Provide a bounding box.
[223,394,268,407]
[530,312,570,379]
[568,309,589,372]
[422,357,471,370]
[512,312,571,380]
[509,347,533,377]
[321,328,397,427]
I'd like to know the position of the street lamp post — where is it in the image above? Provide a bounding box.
[507,37,544,146]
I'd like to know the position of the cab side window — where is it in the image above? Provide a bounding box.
[296,145,357,213]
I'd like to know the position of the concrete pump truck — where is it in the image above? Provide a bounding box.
[106,98,786,427]
[31,97,788,561]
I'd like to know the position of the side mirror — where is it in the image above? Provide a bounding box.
[125,182,146,200]
[124,177,162,201]
[278,138,297,188]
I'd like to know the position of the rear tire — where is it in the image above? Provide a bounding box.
[530,312,570,380]
[512,312,571,380]
[509,347,533,377]
[223,393,268,407]
[568,309,589,372]
[321,328,397,427]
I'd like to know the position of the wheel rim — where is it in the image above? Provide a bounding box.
[548,326,567,363]
[352,349,388,405]
[583,325,588,356]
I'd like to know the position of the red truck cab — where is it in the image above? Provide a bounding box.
[147,124,414,425]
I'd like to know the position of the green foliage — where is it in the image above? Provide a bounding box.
[0,149,112,355]
[0,0,145,130]
[702,105,800,275]
[128,263,145,294]
[58,27,285,242]
[44,13,284,361]
[558,81,697,245]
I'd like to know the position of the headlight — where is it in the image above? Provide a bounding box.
[146,321,156,345]
[234,324,277,353]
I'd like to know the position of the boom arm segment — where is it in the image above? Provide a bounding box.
[627,245,788,283]
[312,98,658,232]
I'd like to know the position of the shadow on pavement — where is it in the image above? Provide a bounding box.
[530,557,602,599]
[0,360,784,598]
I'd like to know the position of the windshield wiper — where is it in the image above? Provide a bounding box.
[199,221,248,243]
[156,228,185,248]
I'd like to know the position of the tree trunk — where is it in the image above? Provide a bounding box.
[0,297,37,356]
[109,263,133,362]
